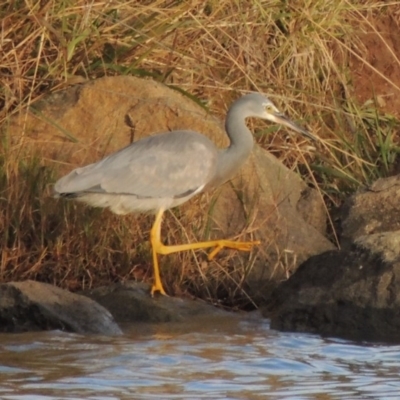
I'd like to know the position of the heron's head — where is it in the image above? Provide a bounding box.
[239,93,317,141]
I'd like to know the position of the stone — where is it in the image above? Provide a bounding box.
[81,281,229,323]
[269,241,400,342]
[341,174,400,247]
[1,281,122,335]
[269,174,400,342]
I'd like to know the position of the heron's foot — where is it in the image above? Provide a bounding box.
[208,240,261,260]
[150,282,168,297]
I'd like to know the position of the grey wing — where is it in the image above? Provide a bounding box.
[54,131,218,199]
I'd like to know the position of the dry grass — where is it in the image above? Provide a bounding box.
[1,0,400,307]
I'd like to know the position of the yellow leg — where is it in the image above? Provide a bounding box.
[150,209,260,296]
[150,209,168,296]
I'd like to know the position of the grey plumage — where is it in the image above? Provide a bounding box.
[55,131,217,214]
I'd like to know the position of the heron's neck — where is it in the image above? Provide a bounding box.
[211,109,254,187]
[226,107,254,148]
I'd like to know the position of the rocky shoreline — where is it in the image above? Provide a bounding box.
[3,77,400,343]
[3,172,400,344]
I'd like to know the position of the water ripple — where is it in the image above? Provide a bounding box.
[1,315,400,399]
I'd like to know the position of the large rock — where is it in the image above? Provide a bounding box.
[82,281,229,323]
[11,76,333,299]
[341,175,400,246]
[269,242,400,342]
[1,281,121,335]
[269,175,400,342]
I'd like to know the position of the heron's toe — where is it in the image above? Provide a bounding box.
[150,284,168,297]
[237,240,261,251]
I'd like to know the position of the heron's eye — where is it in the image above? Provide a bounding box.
[264,104,274,113]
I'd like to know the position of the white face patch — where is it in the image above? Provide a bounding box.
[265,113,282,125]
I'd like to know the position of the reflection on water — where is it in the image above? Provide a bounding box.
[1,313,400,399]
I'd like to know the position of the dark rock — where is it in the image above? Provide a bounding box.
[271,248,400,341]
[267,175,400,342]
[0,284,66,333]
[81,281,229,323]
[3,281,121,335]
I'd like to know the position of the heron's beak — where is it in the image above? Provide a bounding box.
[272,112,317,141]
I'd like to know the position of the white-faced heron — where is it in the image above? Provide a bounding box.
[54,93,316,295]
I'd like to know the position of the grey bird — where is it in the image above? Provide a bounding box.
[54,93,316,295]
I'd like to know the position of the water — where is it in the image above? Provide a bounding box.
[1,314,399,399]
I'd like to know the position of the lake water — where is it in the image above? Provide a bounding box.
[1,313,399,399]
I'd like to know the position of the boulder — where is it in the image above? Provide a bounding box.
[341,175,400,246]
[11,76,334,299]
[81,281,229,323]
[269,175,400,342]
[1,281,121,335]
